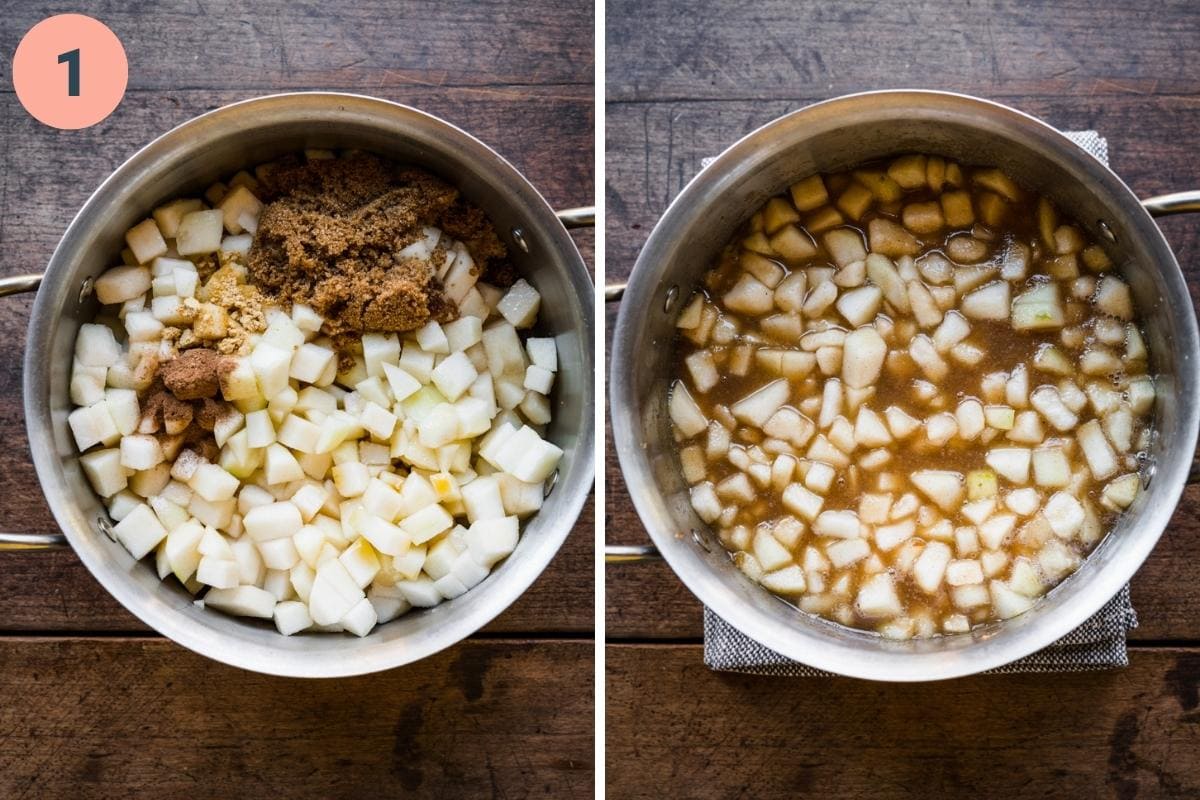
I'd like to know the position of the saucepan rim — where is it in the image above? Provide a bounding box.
[22,92,595,677]
[611,89,1199,680]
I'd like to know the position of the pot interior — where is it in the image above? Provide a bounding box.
[30,94,594,676]
[614,91,1197,679]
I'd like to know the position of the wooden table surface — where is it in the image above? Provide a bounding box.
[605,1,1200,796]
[0,2,594,797]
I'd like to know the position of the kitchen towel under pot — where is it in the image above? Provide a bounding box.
[703,130,1140,677]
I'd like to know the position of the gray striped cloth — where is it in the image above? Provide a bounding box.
[704,130,1139,676]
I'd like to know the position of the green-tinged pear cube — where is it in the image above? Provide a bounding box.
[966,469,998,500]
[789,175,828,212]
[1101,473,1141,510]
[1011,283,1065,331]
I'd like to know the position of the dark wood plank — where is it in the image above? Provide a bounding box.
[0,637,592,799]
[606,0,1200,102]
[3,0,593,90]
[0,86,593,631]
[607,643,1200,799]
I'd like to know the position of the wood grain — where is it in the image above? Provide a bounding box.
[4,0,593,91]
[606,0,1200,102]
[0,637,593,799]
[607,643,1200,799]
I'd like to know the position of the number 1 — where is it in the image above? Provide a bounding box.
[58,48,80,96]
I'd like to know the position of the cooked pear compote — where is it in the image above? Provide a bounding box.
[69,152,563,637]
[669,155,1154,638]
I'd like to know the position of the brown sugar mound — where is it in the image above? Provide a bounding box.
[247,153,510,337]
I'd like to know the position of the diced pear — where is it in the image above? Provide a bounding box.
[945,559,984,586]
[856,573,902,618]
[865,254,910,313]
[1044,492,1085,538]
[496,279,541,328]
[1029,386,1078,432]
[911,470,964,512]
[112,503,168,560]
[723,274,774,315]
[908,335,948,381]
[823,227,867,267]
[731,379,790,428]
[789,176,828,211]
[175,209,224,256]
[244,501,303,542]
[836,285,882,327]
[80,448,127,498]
[1077,419,1118,480]
[840,327,887,389]
[1037,539,1080,582]
[984,404,1015,431]
[760,565,807,595]
[309,559,366,626]
[913,540,953,593]
[872,518,914,551]
[885,406,920,439]
[932,311,971,353]
[1093,276,1133,320]
[1102,473,1141,510]
[826,538,870,568]
[204,586,276,619]
[867,217,921,258]
[953,399,984,441]
[978,513,1017,550]
[1127,377,1155,416]
[961,281,1010,321]
[667,379,708,438]
[990,580,1035,619]
[752,528,793,572]
[813,510,861,539]
[1007,557,1044,597]
[782,483,824,522]
[854,407,892,448]
[1012,283,1065,331]
[986,447,1031,484]
[1032,446,1071,488]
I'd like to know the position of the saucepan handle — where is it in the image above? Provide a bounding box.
[603,282,660,563]
[1142,191,1200,218]
[1140,192,1200,483]
[556,206,595,229]
[0,274,67,549]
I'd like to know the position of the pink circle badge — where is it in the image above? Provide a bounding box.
[12,14,128,130]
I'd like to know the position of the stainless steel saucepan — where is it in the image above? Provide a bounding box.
[0,93,595,677]
[610,90,1200,681]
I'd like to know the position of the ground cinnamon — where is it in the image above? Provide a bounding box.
[142,347,234,463]
[160,348,221,401]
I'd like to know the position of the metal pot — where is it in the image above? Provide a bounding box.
[1,93,595,677]
[609,90,1200,681]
